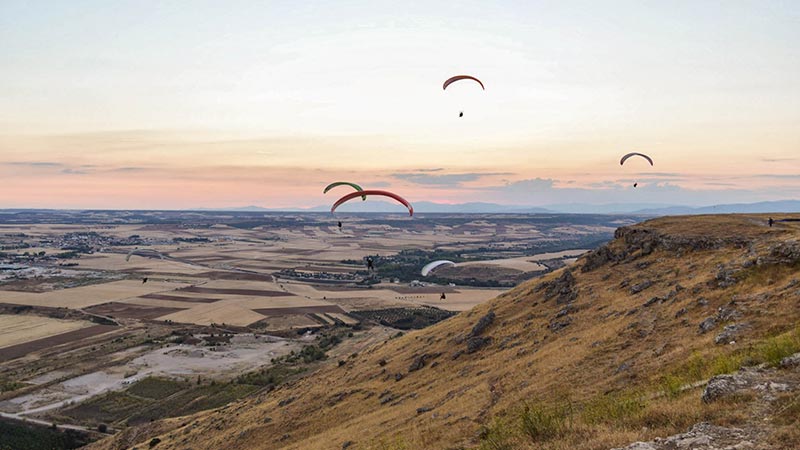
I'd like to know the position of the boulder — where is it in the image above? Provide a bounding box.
[702,374,749,403]
[698,317,717,334]
[780,352,800,369]
[630,280,653,294]
[466,336,491,353]
[612,422,752,450]
[469,311,495,337]
[714,323,746,344]
[536,269,578,304]
[408,354,427,372]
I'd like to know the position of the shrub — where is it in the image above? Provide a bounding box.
[581,391,646,425]
[752,328,800,366]
[478,418,514,450]
[519,400,573,442]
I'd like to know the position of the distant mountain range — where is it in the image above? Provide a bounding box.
[5,200,796,215]
[193,199,800,215]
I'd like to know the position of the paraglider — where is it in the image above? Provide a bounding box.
[421,260,456,277]
[366,256,375,272]
[337,221,342,230]
[619,152,654,166]
[443,75,484,117]
[323,182,366,201]
[125,249,165,262]
[620,153,653,188]
[443,75,485,91]
[331,190,414,216]
[142,277,148,284]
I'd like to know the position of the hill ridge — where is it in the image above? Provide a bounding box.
[91,214,800,450]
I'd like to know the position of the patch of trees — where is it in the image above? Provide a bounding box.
[350,307,456,330]
[54,251,81,259]
[0,420,90,450]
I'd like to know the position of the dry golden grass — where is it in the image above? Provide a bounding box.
[89,214,800,450]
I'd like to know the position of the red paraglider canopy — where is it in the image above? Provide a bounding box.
[331,190,414,216]
[443,75,485,90]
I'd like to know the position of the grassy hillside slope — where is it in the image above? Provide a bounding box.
[91,214,800,450]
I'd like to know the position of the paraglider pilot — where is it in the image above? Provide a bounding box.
[338,221,342,230]
[366,256,375,272]
[769,217,774,228]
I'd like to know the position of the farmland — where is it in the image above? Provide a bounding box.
[0,210,637,445]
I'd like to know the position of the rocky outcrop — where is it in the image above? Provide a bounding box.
[714,323,746,344]
[612,423,754,450]
[548,316,572,332]
[702,373,751,403]
[630,280,653,294]
[615,226,750,253]
[536,269,577,304]
[702,368,791,403]
[582,225,750,274]
[698,317,717,334]
[581,246,623,272]
[712,265,740,288]
[465,336,491,354]
[408,354,428,372]
[780,352,800,369]
[757,240,800,266]
[469,311,495,337]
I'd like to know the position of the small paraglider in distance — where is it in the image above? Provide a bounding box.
[769,217,774,227]
[142,277,148,284]
[443,75,484,118]
[440,292,447,300]
[443,75,485,91]
[337,221,342,230]
[619,152,654,166]
[126,248,165,262]
[620,153,652,190]
[366,256,375,272]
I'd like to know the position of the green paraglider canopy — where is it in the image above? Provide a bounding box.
[323,182,366,201]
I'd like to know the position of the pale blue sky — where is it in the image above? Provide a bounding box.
[1,1,798,208]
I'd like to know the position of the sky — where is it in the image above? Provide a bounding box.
[1,0,799,210]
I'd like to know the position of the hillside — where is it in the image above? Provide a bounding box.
[91,214,800,450]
